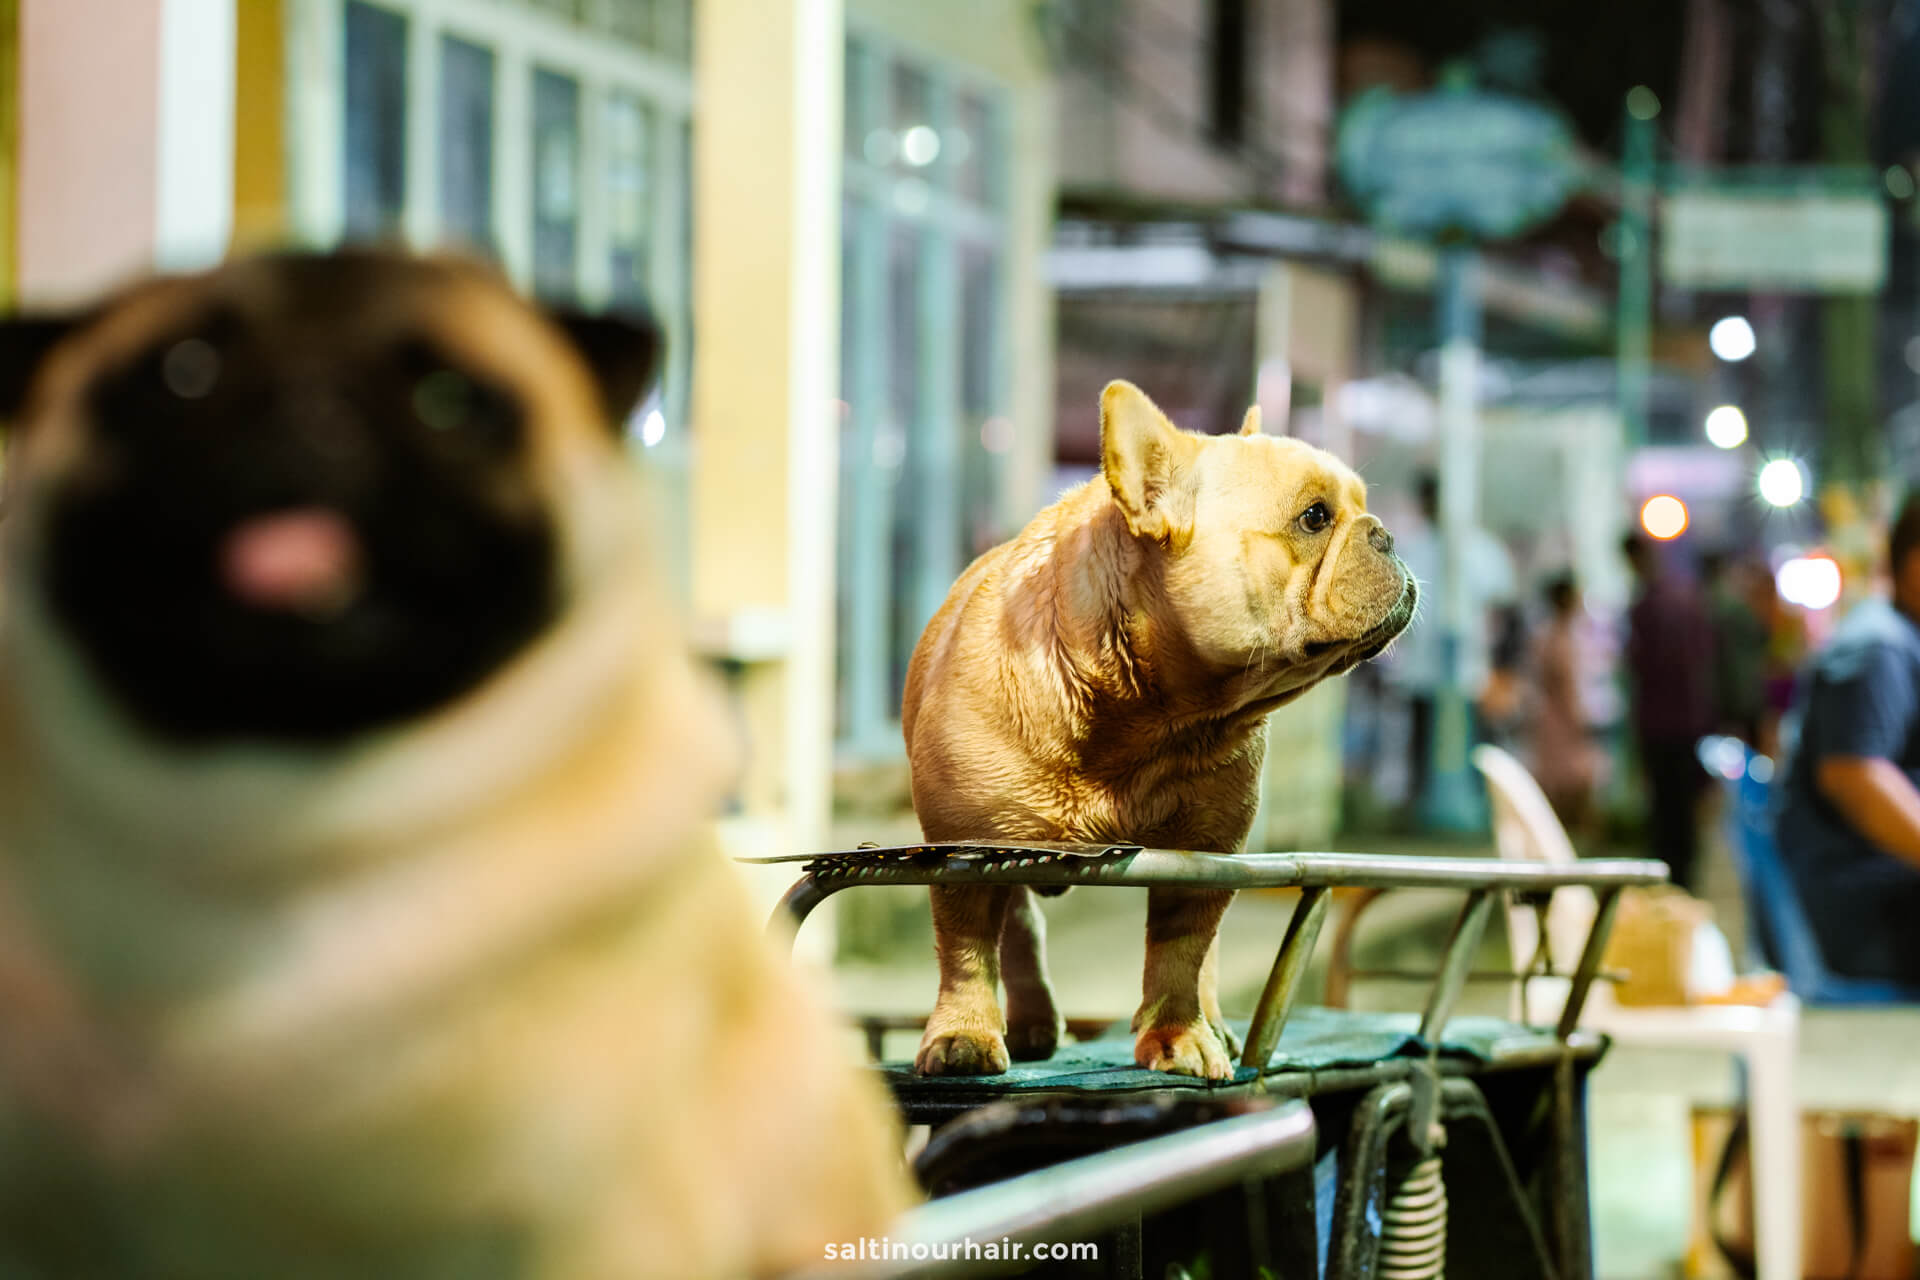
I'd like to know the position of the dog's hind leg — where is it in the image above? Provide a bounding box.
[1133,887,1236,1079]
[916,885,1014,1076]
[999,887,1064,1061]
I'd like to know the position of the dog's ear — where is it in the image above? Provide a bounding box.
[548,306,665,431]
[1100,381,1197,543]
[1238,405,1262,436]
[0,314,85,426]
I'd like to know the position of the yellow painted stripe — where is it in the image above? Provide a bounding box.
[232,0,285,249]
[0,0,18,307]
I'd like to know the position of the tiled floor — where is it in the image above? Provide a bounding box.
[823,827,1920,1279]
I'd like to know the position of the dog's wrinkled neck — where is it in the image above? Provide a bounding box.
[1049,498,1288,740]
[1037,501,1153,702]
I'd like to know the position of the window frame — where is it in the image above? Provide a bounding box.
[837,25,1013,759]
[285,0,696,586]
[284,0,693,419]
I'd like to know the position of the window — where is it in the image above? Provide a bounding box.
[438,35,495,257]
[838,34,1011,756]
[1207,0,1249,148]
[342,2,406,237]
[291,0,695,576]
[530,68,581,302]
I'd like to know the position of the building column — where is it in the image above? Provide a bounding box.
[18,0,234,306]
[690,0,844,936]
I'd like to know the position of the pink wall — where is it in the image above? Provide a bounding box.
[19,0,162,306]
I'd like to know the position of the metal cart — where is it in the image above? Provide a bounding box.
[756,843,1667,1279]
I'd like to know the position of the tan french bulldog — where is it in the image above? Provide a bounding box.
[904,381,1415,1080]
[0,250,908,1278]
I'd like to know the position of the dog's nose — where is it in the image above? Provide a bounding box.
[1368,525,1394,555]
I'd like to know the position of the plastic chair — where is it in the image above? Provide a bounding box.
[1697,734,1920,1004]
[1472,743,1803,1280]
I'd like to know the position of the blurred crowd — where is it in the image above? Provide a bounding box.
[1370,472,1811,894]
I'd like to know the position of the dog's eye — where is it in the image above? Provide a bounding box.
[411,368,521,453]
[1297,501,1332,534]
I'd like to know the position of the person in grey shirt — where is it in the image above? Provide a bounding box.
[1777,494,1920,982]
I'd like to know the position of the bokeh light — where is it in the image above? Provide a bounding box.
[900,125,941,167]
[640,409,666,448]
[1757,457,1805,507]
[1704,404,1748,449]
[1640,494,1688,540]
[1776,555,1842,610]
[1709,316,1757,362]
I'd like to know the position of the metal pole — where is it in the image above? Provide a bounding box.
[1418,890,1496,1043]
[1556,887,1624,1039]
[1617,93,1656,452]
[1240,886,1332,1071]
[767,874,835,951]
[1425,244,1485,832]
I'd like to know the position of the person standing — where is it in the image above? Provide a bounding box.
[1528,573,1599,831]
[1703,550,1769,745]
[1775,496,1920,984]
[1622,534,1715,889]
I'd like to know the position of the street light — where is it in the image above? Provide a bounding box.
[1710,316,1757,362]
[1704,404,1748,449]
[1757,458,1805,508]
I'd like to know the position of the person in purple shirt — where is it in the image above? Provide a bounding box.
[1622,533,1715,889]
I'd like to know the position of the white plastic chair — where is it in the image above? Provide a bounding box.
[1473,744,1802,1280]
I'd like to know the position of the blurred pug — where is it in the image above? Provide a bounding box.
[905,381,1414,1079]
[0,250,907,1278]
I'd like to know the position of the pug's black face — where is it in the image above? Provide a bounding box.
[1,251,659,747]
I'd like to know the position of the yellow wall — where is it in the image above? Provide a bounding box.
[0,0,17,308]
[232,0,286,249]
[690,0,846,922]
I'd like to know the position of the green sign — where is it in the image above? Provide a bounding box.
[1336,85,1583,242]
[1660,174,1888,292]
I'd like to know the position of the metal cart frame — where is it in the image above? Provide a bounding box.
[753,843,1668,1279]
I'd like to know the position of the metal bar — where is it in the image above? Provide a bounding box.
[1327,1081,1413,1278]
[1343,968,1564,986]
[789,1100,1317,1279]
[1222,853,1664,891]
[1419,890,1496,1044]
[767,874,835,951]
[750,846,1669,894]
[1551,1051,1596,1278]
[1555,887,1623,1040]
[1240,886,1331,1071]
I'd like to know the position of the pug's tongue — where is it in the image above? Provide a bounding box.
[220,508,361,614]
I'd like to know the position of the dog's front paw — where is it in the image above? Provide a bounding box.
[915,1026,1011,1076]
[1134,1020,1234,1080]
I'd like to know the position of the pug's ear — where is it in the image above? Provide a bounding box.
[0,314,85,425]
[1238,405,1262,436]
[1100,381,1197,543]
[548,305,665,431]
